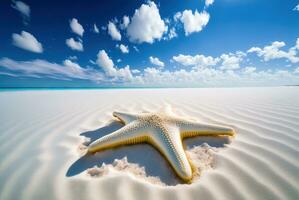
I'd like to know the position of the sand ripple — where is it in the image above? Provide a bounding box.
[0,88,299,200]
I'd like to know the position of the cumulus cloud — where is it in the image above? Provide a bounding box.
[63,59,87,76]
[176,10,210,36]
[165,27,177,40]
[243,66,256,74]
[93,24,99,33]
[248,40,299,63]
[12,31,43,53]
[172,51,245,71]
[136,66,299,87]
[70,18,84,37]
[66,38,83,51]
[96,50,133,80]
[1,56,299,86]
[126,1,167,43]
[116,44,129,53]
[172,54,219,68]
[174,12,182,22]
[293,4,299,11]
[11,0,30,25]
[108,21,121,41]
[96,50,114,73]
[205,0,214,7]
[220,52,245,70]
[149,56,165,67]
[1,53,299,87]
[0,57,103,81]
[132,69,141,74]
[120,16,130,29]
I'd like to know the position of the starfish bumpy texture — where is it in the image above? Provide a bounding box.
[88,108,235,182]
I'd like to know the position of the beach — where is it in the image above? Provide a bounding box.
[0,87,299,200]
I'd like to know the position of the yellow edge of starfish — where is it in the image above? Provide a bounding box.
[181,129,236,138]
[88,128,235,183]
[87,136,188,181]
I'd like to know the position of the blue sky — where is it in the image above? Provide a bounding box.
[0,0,299,87]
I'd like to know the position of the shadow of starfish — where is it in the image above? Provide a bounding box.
[66,120,231,185]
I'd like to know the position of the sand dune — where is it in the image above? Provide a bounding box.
[0,87,299,200]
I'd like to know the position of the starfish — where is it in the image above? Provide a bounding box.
[88,108,235,182]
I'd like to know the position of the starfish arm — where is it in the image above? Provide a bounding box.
[178,120,235,138]
[88,122,146,153]
[113,111,139,124]
[150,125,193,181]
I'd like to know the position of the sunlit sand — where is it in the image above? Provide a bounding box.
[0,87,299,200]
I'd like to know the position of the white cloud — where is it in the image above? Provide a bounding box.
[248,47,260,53]
[0,72,18,77]
[135,66,299,87]
[165,27,177,40]
[66,38,83,51]
[174,12,182,22]
[126,1,167,43]
[108,21,121,41]
[177,10,210,36]
[2,56,299,86]
[89,59,96,65]
[0,58,104,81]
[173,51,245,71]
[248,41,299,63]
[205,0,214,7]
[70,18,84,37]
[172,54,219,68]
[96,50,114,74]
[293,4,299,11]
[117,44,129,53]
[11,1,30,24]
[12,31,43,53]
[1,55,299,87]
[243,66,256,74]
[96,50,133,80]
[132,69,140,74]
[63,59,86,75]
[165,18,170,24]
[93,24,99,33]
[120,16,130,29]
[149,56,165,67]
[220,52,245,70]
[68,55,78,60]
[133,46,139,52]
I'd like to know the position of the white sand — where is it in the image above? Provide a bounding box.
[0,87,299,200]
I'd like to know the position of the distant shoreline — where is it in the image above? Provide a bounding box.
[0,85,298,92]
